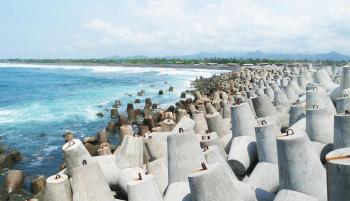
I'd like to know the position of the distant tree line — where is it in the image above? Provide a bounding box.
[0,58,347,66]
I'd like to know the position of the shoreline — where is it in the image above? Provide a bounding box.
[0,65,225,198]
[0,62,240,71]
[0,63,346,201]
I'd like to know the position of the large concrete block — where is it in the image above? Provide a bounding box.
[167,130,205,183]
[277,131,326,198]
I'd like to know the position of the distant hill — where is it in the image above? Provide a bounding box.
[104,51,350,61]
[174,51,350,61]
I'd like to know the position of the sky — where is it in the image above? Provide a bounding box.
[1,0,350,59]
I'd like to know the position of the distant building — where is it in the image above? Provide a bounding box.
[226,63,240,67]
[259,63,269,66]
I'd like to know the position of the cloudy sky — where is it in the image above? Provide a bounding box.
[1,0,350,58]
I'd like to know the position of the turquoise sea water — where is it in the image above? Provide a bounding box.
[0,63,226,189]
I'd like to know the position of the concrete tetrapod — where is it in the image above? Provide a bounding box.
[326,147,350,201]
[335,96,350,113]
[188,163,243,201]
[255,120,279,164]
[205,112,227,138]
[172,116,195,132]
[252,94,278,118]
[43,173,72,201]
[115,135,143,169]
[273,190,317,201]
[176,109,187,123]
[227,136,257,176]
[273,89,290,107]
[197,132,226,158]
[219,134,233,154]
[221,102,231,118]
[289,117,306,132]
[205,102,219,114]
[264,86,274,100]
[120,125,134,143]
[117,167,145,195]
[247,98,257,116]
[257,115,281,130]
[167,129,206,184]
[306,90,336,115]
[314,69,333,86]
[230,179,275,201]
[203,145,238,182]
[284,85,299,101]
[164,182,192,201]
[311,141,334,163]
[146,158,168,194]
[297,75,308,90]
[288,103,305,127]
[93,155,119,187]
[340,66,350,90]
[192,111,208,134]
[127,174,163,201]
[144,132,169,165]
[306,105,334,144]
[62,139,92,176]
[160,119,176,132]
[231,102,257,137]
[290,77,304,94]
[334,113,350,149]
[71,160,115,201]
[277,130,326,198]
[245,162,279,193]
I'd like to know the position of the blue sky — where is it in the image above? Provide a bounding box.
[1,0,350,58]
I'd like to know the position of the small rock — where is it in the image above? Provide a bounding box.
[10,151,22,162]
[96,112,104,117]
[0,153,13,169]
[31,175,46,194]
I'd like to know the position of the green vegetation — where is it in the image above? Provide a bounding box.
[0,58,347,66]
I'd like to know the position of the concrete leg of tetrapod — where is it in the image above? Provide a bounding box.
[43,173,72,201]
[127,174,163,201]
[326,147,350,201]
[188,163,243,201]
[277,130,327,198]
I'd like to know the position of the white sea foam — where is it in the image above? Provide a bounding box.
[0,63,228,77]
[0,102,101,125]
[0,108,19,124]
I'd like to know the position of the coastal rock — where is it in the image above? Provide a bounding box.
[5,170,24,193]
[31,175,46,194]
[0,153,14,169]
[96,112,104,117]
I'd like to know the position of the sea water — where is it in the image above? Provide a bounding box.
[0,63,227,189]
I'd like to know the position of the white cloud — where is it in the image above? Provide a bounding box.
[80,0,350,56]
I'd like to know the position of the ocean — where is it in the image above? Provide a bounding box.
[0,63,227,189]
